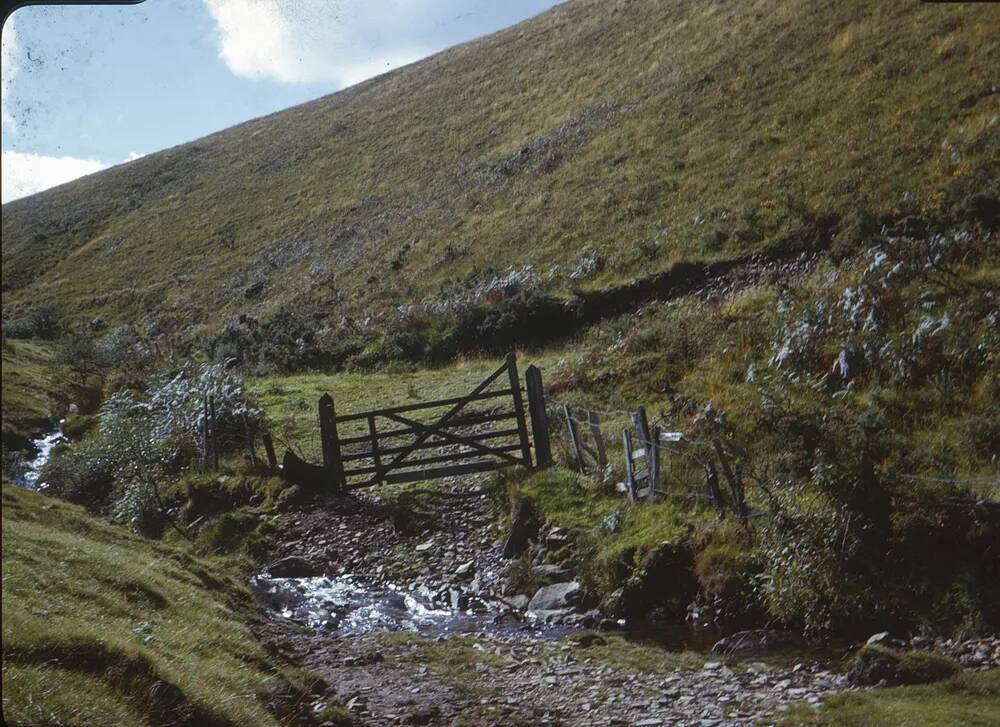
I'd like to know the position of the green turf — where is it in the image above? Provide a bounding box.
[1,484,326,726]
[779,670,1000,726]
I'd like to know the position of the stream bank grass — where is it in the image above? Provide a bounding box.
[1,339,66,447]
[1,484,327,726]
[780,669,1000,726]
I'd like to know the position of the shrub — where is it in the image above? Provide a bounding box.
[42,362,265,536]
[2,303,63,340]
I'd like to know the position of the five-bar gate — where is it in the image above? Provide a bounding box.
[315,353,551,491]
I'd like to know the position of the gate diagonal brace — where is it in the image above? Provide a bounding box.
[377,357,512,473]
[383,411,523,467]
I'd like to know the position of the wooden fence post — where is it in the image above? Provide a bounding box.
[648,424,661,502]
[506,353,533,468]
[368,415,384,484]
[564,404,586,473]
[588,410,607,470]
[631,407,652,453]
[622,428,637,501]
[243,413,259,470]
[319,394,345,494]
[262,432,278,470]
[525,365,552,469]
[704,460,726,519]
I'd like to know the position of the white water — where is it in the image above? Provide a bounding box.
[14,428,66,490]
[251,575,459,634]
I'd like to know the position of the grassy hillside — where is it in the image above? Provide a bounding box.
[1,485,336,726]
[3,0,997,366]
[1,340,61,447]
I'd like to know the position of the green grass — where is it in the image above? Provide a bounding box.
[561,632,703,673]
[1,339,66,447]
[1,484,326,726]
[780,670,1000,726]
[3,0,996,362]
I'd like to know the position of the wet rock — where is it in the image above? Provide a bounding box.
[534,608,573,624]
[507,594,531,611]
[266,555,322,578]
[866,631,891,646]
[528,581,582,612]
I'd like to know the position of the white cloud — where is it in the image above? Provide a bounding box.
[1,150,106,202]
[1,149,147,202]
[1,17,20,130]
[201,0,531,87]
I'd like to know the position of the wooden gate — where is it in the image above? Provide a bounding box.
[315,353,551,491]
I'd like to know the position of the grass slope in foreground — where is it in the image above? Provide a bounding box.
[1,484,332,726]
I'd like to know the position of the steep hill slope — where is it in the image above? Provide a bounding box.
[3,0,997,365]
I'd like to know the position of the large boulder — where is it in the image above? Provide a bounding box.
[528,581,582,612]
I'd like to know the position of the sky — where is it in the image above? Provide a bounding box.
[0,0,559,203]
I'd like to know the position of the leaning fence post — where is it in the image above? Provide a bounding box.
[588,410,607,470]
[622,428,637,501]
[705,460,726,519]
[525,365,552,469]
[319,393,345,494]
[261,432,278,470]
[564,404,587,473]
[243,413,259,470]
[506,353,533,468]
[648,424,661,502]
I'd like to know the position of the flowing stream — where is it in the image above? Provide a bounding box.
[251,573,573,638]
[13,428,66,491]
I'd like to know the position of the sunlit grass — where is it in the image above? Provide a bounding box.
[1,485,322,726]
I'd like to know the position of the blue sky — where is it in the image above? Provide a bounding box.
[1,0,559,202]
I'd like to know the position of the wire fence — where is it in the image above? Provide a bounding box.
[539,392,1000,515]
[223,367,999,510]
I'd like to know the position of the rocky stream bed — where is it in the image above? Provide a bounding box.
[246,474,1000,726]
